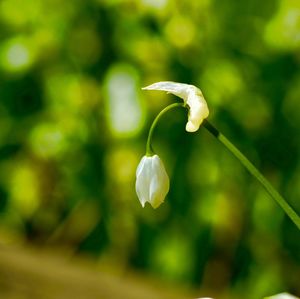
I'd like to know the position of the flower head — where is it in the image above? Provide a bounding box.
[142,81,209,132]
[135,154,169,208]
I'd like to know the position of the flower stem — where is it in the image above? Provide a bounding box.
[203,119,300,230]
[146,103,186,156]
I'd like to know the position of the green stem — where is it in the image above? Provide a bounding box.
[146,103,186,156]
[203,119,300,230]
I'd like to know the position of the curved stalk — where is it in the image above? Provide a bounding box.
[146,103,186,156]
[203,119,300,230]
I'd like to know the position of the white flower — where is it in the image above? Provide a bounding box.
[264,293,300,299]
[135,155,169,208]
[142,81,209,132]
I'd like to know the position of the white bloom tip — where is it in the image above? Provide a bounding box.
[186,121,200,133]
[142,81,209,132]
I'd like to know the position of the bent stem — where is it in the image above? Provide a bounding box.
[146,102,186,156]
[203,120,300,230]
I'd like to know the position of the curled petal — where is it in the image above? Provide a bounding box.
[186,89,209,132]
[142,81,191,98]
[143,81,209,132]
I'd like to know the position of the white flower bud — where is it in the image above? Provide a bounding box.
[142,81,209,132]
[135,155,169,209]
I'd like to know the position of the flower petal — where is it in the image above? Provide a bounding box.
[142,81,209,132]
[149,155,169,208]
[135,156,151,207]
[142,81,191,99]
[135,155,170,208]
[186,90,209,132]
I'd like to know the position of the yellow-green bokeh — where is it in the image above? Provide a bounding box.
[0,0,299,298]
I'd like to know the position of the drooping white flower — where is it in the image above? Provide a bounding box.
[264,293,300,299]
[142,81,209,132]
[135,155,169,208]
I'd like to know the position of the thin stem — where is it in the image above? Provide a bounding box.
[146,103,186,156]
[203,119,300,230]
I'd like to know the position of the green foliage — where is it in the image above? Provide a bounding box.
[0,0,299,298]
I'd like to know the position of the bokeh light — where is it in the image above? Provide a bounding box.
[0,37,35,73]
[0,0,299,298]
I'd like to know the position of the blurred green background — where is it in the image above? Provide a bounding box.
[0,0,300,298]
